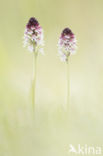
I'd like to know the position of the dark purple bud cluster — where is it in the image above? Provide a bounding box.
[26,17,39,29]
[62,28,74,37]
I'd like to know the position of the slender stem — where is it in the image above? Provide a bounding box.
[66,58,70,113]
[32,52,37,115]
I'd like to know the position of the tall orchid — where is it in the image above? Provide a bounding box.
[58,28,77,111]
[23,17,44,114]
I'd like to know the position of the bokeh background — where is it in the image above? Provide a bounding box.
[0,0,103,155]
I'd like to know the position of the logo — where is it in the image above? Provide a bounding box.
[65,144,102,155]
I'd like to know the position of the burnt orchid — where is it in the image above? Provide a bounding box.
[58,27,77,113]
[58,28,77,62]
[23,17,44,116]
[24,17,44,54]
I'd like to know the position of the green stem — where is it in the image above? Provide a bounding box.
[32,52,37,115]
[66,58,70,113]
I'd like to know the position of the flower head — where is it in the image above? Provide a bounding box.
[23,17,44,54]
[58,27,77,62]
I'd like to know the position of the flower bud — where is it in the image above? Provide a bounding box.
[58,28,77,62]
[23,17,44,54]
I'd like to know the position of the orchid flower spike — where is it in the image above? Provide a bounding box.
[58,27,77,62]
[23,17,44,54]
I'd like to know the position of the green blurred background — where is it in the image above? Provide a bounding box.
[0,0,103,155]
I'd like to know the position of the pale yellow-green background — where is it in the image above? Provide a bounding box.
[0,0,103,155]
